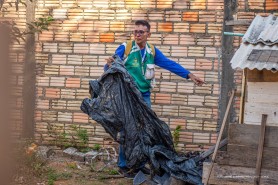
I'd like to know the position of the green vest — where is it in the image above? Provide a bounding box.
[124,41,155,93]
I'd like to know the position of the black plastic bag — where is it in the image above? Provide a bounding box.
[81,55,203,185]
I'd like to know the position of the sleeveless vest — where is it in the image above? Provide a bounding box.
[123,40,155,93]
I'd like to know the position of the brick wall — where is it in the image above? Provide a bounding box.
[2,0,277,151]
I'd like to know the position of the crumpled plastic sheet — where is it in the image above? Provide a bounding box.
[81,55,203,185]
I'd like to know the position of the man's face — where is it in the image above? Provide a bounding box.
[133,24,151,47]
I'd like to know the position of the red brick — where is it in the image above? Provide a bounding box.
[45,88,61,98]
[157,0,173,8]
[158,22,173,32]
[189,1,206,10]
[154,93,171,104]
[73,112,88,123]
[110,22,125,32]
[60,66,74,76]
[190,24,206,33]
[100,33,115,43]
[66,78,80,88]
[266,0,278,10]
[183,12,198,22]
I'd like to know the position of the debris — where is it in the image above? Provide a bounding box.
[36,146,54,159]
[63,147,78,158]
[72,151,86,162]
[26,143,38,155]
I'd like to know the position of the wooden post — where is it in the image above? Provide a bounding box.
[204,89,235,185]
[254,114,267,185]
[22,0,36,138]
[239,69,247,124]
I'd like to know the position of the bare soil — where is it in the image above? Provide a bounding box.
[11,146,132,185]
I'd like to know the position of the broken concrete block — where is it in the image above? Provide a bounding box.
[72,151,86,162]
[84,150,98,164]
[63,147,78,158]
[36,146,54,159]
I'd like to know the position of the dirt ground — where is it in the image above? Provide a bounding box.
[11,145,133,185]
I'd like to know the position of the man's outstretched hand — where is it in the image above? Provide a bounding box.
[188,73,205,86]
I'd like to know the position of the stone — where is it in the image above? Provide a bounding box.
[72,152,86,162]
[36,146,54,159]
[63,147,78,158]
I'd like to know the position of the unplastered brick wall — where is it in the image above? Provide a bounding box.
[34,0,223,151]
[1,1,27,138]
[4,0,276,151]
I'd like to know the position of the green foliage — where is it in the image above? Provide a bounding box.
[47,168,72,185]
[47,124,90,150]
[107,169,119,175]
[92,144,101,151]
[47,124,70,148]
[0,16,54,44]
[24,152,48,176]
[67,162,78,169]
[27,16,55,34]
[70,125,89,148]
[172,125,182,148]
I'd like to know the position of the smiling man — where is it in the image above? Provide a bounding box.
[104,20,204,178]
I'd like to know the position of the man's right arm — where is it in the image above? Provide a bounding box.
[104,44,125,71]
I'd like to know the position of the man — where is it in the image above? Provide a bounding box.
[105,20,204,177]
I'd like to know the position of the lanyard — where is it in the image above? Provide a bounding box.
[141,48,147,75]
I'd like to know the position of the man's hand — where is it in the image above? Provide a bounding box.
[188,73,205,86]
[105,57,115,67]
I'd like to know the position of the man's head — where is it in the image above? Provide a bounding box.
[134,20,151,48]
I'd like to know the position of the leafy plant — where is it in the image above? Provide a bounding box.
[172,125,182,148]
[92,144,101,151]
[70,125,89,148]
[107,169,119,175]
[47,124,70,148]
[27,16,55,34]
[0,16,54,44]
[47,168,72,185]
[24,152,48,176]
[67,162,78,169]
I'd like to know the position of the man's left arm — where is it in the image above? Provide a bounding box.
[154,47,205,86]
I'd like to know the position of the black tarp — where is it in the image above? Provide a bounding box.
[81,55,203,185]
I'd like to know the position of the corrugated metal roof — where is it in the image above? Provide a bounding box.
[230,43,278,70]
[243,15,278,45]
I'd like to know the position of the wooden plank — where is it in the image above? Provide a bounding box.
[254,114,267,185]
[196,138,228,162]
[203,163,278,185]
[225,20,251,26]
[226,145,278,171]
[247,69,278,82]
[247,82,278,95]
[244,102,278,125]
[204,90,235,185]
[247,93,278,104]
[228,124,278,148]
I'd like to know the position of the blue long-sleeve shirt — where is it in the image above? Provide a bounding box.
[104,44,191,95]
